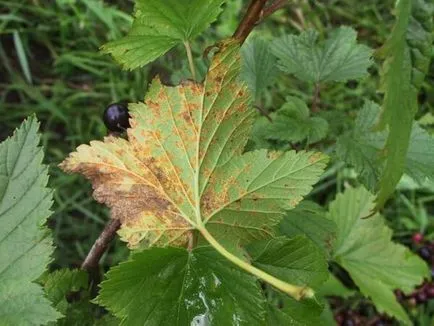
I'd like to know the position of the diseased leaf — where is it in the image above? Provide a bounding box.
[0,116,61,325]
[280,201,336,257]
[337,101,434,191]
[241,37,278,102]
[248,236,328,289]
[61,41,328,299]
[101,0,226,69]
[252,96,329,147]
[327,187,429,324]
[97,246,266,326]
[271,27,373,83]
[375,0,434,208]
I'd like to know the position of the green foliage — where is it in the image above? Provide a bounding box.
[327,187,429,324]
[241,38,278,102]
[41,269,94,326]
[317,273,355,298]
[97,246,266,326]
[267,295,324,325]
[271,27,373,84]
[280,201,337,257]
[0,117,61,325]
[62,42,328,299]
[337,101,434,190]
[375,0,434,208]
[252,96,329,147]
[248,236,328,288]
[102,0,226,69]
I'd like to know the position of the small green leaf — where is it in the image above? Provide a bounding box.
[375,0,433,208]
[0,116,61,325]
[316,273,355,298]
[336,101,386,190]
[241,38,278,102]
[252,96,329,147]
[42,269,94,326]
[280,201,336,257]
[42,269,88,315]
[267,295,324,325]
[337,101,434,191]
[271,26,373,83]
[248,236,329,288]
[327,187,429,324]
[102,0,226,69]
[97,246,266,326]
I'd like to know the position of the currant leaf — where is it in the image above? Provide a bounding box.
[97,246,267,326]
[271,26,373,83]
[0,116,61,325]
[61,41,328,299]
[101,0,226,69]
[327,187,429,324]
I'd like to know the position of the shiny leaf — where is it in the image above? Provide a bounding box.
[97,246,266,326]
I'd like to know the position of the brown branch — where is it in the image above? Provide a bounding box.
[261,0,289,21]
[311,83,321,113]
[233,0,269,44]
[81,219,121,271]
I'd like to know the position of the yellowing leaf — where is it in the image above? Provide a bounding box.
[61,41,328,299]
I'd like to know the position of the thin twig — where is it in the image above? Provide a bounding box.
[311,83,321,112]
[261,0,289,21]
[254,105,273,122]
[81,219,121,271]
[233,0,269,44]
[184,41,197,81]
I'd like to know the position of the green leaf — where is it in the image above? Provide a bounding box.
[375,0,434,208]
[102,0,226,69]
[280,201,336,257]
[252,96,329,146]
[248,236,328,288]
[316,273,355,298]
[405,123,434,184]
[271,26,373,83]
[267,295,324,326]
[97,246,266,326]
[337,101,434,191]
[41,269,94,326]
[42,269,88,315]
[62,41,328,299]
[327,187,429,324]
[336,101,386,191]
[241,38,278,102]
[0,116,61,325]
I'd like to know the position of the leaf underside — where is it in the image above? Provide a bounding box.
[327,187,429,324]
[61,41,328,254]
[0,117,61,325]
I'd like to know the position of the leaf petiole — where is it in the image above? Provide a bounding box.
[184,41,197,81]
[197,225,315,300]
